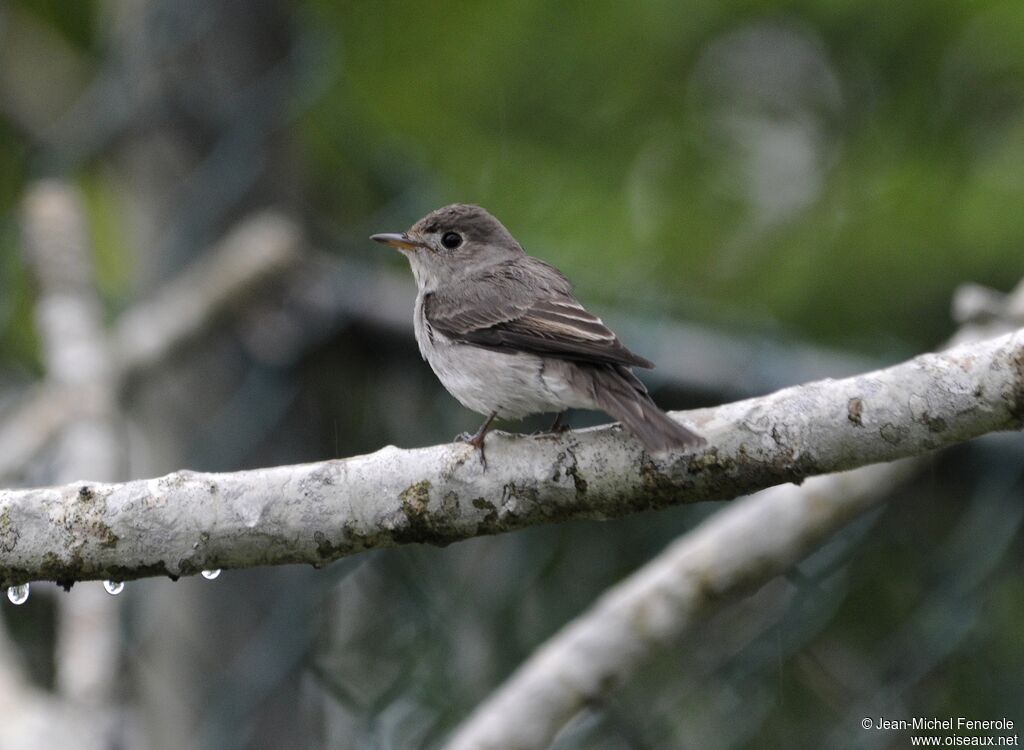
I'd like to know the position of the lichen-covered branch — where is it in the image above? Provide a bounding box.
[0,328,1020,588]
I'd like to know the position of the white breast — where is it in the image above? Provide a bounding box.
[412,293,595,420]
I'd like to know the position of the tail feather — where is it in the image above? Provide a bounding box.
[591,366,705,453]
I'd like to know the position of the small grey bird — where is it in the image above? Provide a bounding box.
[372,204,704,463]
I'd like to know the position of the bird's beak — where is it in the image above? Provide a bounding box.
[370,232,423,251]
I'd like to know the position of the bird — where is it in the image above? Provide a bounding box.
[371,204,704,465]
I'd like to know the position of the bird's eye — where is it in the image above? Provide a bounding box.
[440,232,462,249]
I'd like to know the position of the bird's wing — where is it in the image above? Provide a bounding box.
[424,258,653,369]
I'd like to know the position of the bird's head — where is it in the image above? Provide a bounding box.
[371,204,523,290]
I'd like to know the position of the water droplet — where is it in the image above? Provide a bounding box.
[103,580,124,595]
[7,584,29,605]
[201,569,221,580]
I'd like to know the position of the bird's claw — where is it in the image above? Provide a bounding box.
[453,411,497,470]
[455,431,488,470]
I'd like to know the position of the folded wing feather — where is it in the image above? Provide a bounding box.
[425,258,654,369]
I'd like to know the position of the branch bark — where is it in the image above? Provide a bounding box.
[0,328,1020,587]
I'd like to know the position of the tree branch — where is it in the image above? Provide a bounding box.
[0,328,1020,587]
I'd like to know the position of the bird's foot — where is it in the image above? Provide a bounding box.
[455,430,488,470]
[454,411,497,470]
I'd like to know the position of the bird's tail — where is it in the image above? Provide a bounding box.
[591,366,705,453]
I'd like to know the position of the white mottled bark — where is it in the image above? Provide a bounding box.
[0,328,1020,587]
